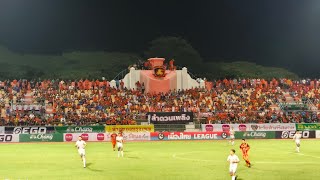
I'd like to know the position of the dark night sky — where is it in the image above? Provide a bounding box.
[0,0,320,76]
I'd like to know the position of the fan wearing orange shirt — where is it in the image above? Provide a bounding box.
[239,139,251,168]
[110,132,117,151]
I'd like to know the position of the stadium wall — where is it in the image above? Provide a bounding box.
[0,125,154,142]
[0,124,319,142]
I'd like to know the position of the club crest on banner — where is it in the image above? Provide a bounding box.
[153,66,166,77]
[251,125,258,131]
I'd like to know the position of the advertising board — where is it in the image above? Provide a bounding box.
[0,134,19,143]
[150,132,229,141]
[201,123,296,132]
[5,126,55,134]
[316,131,320,139]
[147,112,193,124]
[63,133,107,142]
[63,132,151,142]
[296,123,320,131]
[19,134,63,142]
[55,126,105,133]
[235,131,275,139]
[106,132,151,141]
[0,126,4,134]
[275,131,315,139]
[105,125,154,133]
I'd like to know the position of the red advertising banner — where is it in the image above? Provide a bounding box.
[150,132,229,141]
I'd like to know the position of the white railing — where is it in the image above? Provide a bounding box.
[307,99,318,111]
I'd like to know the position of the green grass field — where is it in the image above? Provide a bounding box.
[0,140,319,180]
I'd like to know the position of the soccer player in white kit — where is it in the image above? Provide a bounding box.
[293,131,302,153]
[227,149,240,180]
[116,133,124,157]
[229,127,235,146]
[75,136,87,168]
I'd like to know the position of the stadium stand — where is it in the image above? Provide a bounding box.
[0,78,319,126]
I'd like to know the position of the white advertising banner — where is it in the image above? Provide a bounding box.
[316,131,320,139]
[0,127,4,134]
[121,132,151,141]
[63,132,151,142]
[105,132,150,141]
[63,133,108,142]
[202,123,296,132]
[0,134,19,143]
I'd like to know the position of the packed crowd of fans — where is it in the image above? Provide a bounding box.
[0,78,320,126]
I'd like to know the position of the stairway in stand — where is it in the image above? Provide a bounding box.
[24,90,34,105]
[270,104,280,112]
[284,92,295,104]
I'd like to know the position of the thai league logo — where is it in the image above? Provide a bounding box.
[158,132,165,140]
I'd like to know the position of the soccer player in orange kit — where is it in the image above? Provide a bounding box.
[239,139,251,167]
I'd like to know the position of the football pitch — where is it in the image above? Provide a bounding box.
[0,140,319,180]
